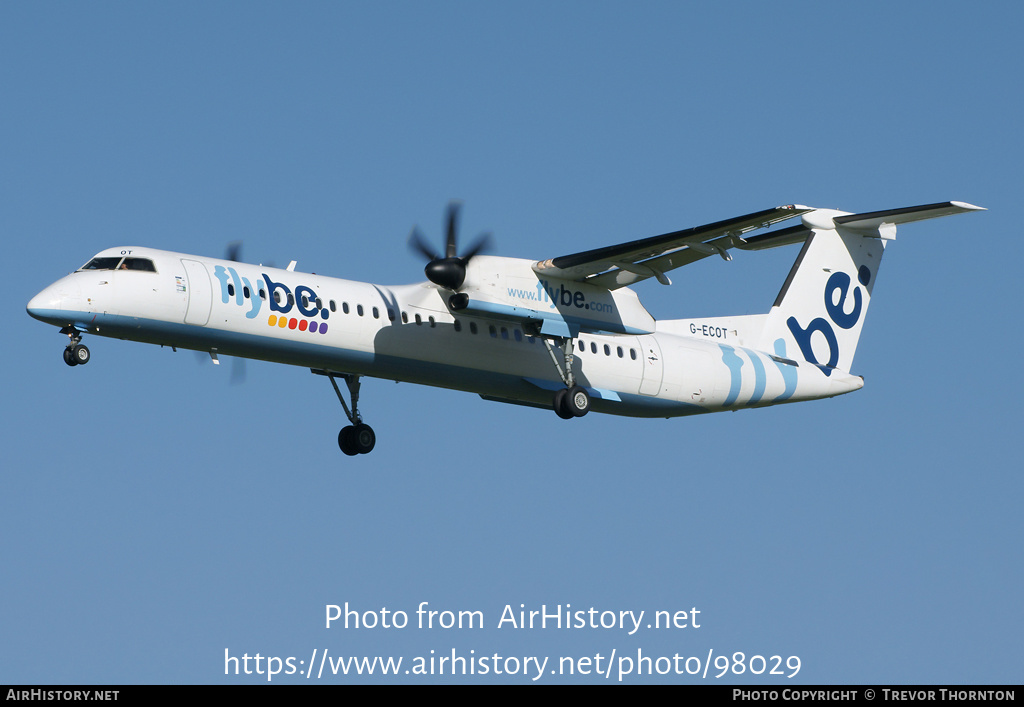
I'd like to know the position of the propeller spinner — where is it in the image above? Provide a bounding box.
[409,202,491,291]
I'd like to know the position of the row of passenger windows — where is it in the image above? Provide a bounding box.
[447,319,639,360]
[227,284,640,359]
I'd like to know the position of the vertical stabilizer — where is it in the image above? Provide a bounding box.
[759,201,983,375]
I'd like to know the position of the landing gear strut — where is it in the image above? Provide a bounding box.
[313,369,376,456]
[61,327,90,367]
[540,336,590,420]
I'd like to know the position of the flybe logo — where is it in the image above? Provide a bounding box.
[214,265,330,335]
[506,279,615,315]
[786,266,870,376]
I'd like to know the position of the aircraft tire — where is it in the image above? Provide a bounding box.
[352,423,376,455]
[567,385,590,417]
[72,344,90,365]
[553,389,574,420]
[63,348,78,367]
[338,426,359,456]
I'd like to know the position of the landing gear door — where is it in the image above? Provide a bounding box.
[637,335,664,396]
[181,259,212,326]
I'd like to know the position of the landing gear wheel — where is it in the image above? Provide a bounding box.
[352,423,376,455]
[553,389,574,420]
[317,371,377,457]
[338,427,359,456]
[72,344,91,365]
[63,348,78,367]
[338,424,376,455]
[567,385,590,417]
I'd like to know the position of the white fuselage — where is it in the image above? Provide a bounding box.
[27,246,863,418]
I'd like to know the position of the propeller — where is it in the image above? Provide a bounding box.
[408,201,491,291]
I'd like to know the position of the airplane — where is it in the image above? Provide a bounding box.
[27,200,983,456]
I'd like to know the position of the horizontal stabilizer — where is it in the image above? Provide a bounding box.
[833,201,985,231]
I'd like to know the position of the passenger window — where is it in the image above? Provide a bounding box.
[514,329,522,342]
[489,325,497,338]
[429,316,436,328]
[228,284,235,297]
[578,341,585,352]
[388,309,395,322]
[287,294,294,306]
[343,302,350,314]
[500,327,508,340]
[402,311,408,323]
[274,291,282,305]
[454,319,462,332]
[373,307,379,319]
[357,304,364,317]
[301,295,309,308]
[330,300,337,312]
[617,346,623,358]
[604,344,610,356]
[259,289,266,300]
[630,348,637,360]
[244,287,250,299]
[470,322,478,334]
[591,342,597,354]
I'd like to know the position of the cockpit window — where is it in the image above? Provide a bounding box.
[121,258,156,272]
[77,256,157,272]
[79,257,123,271]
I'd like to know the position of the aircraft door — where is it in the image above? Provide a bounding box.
[181,259,212,326]
[637,335,664,396]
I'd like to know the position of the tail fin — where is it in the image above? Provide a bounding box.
[758,201,983,375]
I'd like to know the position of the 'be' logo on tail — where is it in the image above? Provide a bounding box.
[786,266,870,376]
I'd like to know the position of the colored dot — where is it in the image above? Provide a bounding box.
[268,315,277,326]
[321,309,329,320]
[319,323,328,334]
[278,317,287,328]
[299,320,308,331]
[288,318,297,329]
[309,322,319,333]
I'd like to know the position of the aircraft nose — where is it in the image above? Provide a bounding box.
[27,283,64,322]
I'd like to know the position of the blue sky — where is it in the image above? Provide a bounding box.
[3,1,1020,684]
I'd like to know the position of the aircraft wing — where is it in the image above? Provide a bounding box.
[532,205,813,289]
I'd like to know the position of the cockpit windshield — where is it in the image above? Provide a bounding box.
[78,256,157,272]
[79,257,123,271]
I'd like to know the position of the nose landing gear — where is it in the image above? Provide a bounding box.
[61,328,90,367]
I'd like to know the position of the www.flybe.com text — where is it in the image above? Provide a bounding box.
[506,280,616,314]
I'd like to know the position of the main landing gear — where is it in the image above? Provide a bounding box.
[540,336,590,420]
[61,327,91,367]
[313,369,376,456]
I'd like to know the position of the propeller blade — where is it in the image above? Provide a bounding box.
[461,232,492,261]
[408,227,439,262]
[408,201,494,291]
[445,201,461,258]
